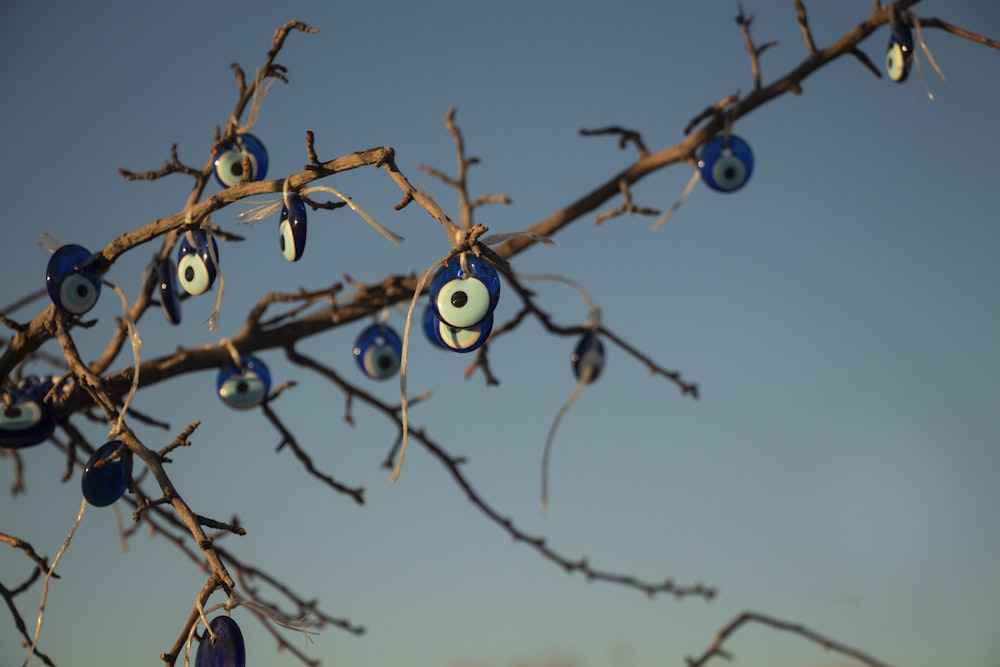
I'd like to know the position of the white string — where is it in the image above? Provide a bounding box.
[22,498,87,667]
[108,284,142,437]
[909,13,947,84]
[303,186,404,246]
[652,170,701,231]
[204,230,225,332]
[391,259,442,483]
[541,371,592,513]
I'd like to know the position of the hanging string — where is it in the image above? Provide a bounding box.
[107,283,142,437]
[23,498,87,667]
[652,169,701,231]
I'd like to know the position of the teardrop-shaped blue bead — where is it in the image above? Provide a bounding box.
[194,616,246,667]
[81,440,128,507]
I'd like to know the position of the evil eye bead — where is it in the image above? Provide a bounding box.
[177,231,219,296]
[353,324,403,380]
[698,135,754,193]
[279,193,308,262]
[217,355,271,410]
[81,440,128,507]
[0,378,56,449]
[194,616,246,667]
[885,23,914,82]
[571,332,605,383]
[45,244,102,315]
[435,312,493,353]
[212,133,269,188]
[429,256,501,328]
[157,257,181,325]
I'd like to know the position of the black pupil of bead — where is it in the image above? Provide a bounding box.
[378,354,392,369]
[724,166,736,179]
[451,291,468,308]
[184,266,195,282]
[280,235,286,251]
[230,161,244,177]
[236,380,249,394]
[77,284,90,297]
[5,407,22,418]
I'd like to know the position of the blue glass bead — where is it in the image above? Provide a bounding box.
[0,377,56,449]
[45,244,102,315]
[81,440,128,507]
[177,230,219,296]
[194,616,246,667]
[428,308,493,353]
[213,133,269,188]
[279,193,308,262]
[698,135,754,193]
[429,255,500,329]
[157,257,181,325]
[571,332,605,383]
[885,23,914,82]
[217,355,271,410]
[353,324,403,380]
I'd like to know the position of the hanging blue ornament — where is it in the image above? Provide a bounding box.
[885,23,914,82]
[353,324,403,380]
[429,255,501,329]
[157,257,182,325]
[0,377,56,449]
[698,135,754,193]
[194,616,246,667]
[279,193,308,262]
[81,440,128,507]
[177,231,219,296]
[217,355,271,410]
[45,244,102,315]
[212,133,269,188]
[571,332,605,383]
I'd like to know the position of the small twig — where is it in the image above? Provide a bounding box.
[578,126,650,156]
[686,610,897,667]
[919,16,1000,50]
[736,3,779,90]
[792,0,818,54]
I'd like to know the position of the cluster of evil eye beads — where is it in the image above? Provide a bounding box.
[423,255,501,353]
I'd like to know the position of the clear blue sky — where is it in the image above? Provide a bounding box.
[2,2,999,667]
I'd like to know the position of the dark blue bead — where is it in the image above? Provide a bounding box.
[429,255,500,328]
[0,376,56,449]
[698,135,754,193]
[216,355,271,410]
[194,616,246,667]
[353,324,403,380]
[157,257,181,325]
[213,134,269,188]
[571,332,605,383]
[45,244,102,315]
[279,193,308,262]
[81,440,128,507]
[886,23,914,82]
[177,231,219,296]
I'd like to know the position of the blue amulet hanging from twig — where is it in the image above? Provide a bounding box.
[885,23,914,82]
[429,255,500,329]
[217,355,271,410]
[194,616,246,667]
[213,133,269,188]
[177,230,219,296]
[0,376,56,449]
[46,244,102,315]
[279,192,308,262]
[698,135,754,193]
[354,324,403,380]
[81,440,128,507]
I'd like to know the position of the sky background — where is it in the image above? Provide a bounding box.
[1,2,999,667]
